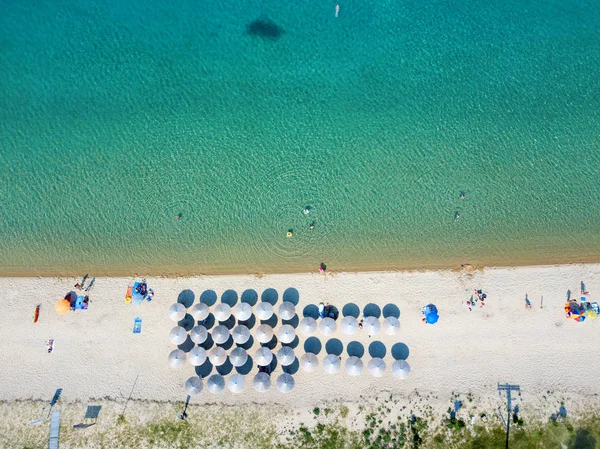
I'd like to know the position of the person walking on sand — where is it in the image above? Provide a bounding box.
[525,294,532,310]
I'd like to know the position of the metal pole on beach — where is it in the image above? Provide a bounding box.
[497,383,520,449]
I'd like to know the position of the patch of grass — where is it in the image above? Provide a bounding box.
[313,408,320,416]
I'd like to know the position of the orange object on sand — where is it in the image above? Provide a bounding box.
[34,305,40,323]
[125,286,133,303]
[55,299,70,314]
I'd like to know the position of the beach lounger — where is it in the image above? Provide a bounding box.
[133,317,142,334]
[49,411,60,449]
[131,282,145,305]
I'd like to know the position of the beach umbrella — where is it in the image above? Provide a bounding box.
[363,316,381,336]
[228,373,246,393]
[232,324,251,345]
[169,326,187,345]
[184,376,203,396]
[55,299,70,315]
[229,347,248,367]
[212,325,230,345]
[209,347,227,366]
[168,349,186,368]
[276,373,295,393]
[279,301,296,320]
[207,374,225,394]
[255,324,274,344]
[299,317,318,336]
[341,316,359,335]
[300,353,319,372]
[253,372,271,392]
[319,317,337,336]
[214,303,231,321]
[277,324,296,344]
[345,356,363,376]
[191,303,209,321]
[368,358,386,377]
[383,316,401,335]
[323,354,341,374]
[169,303,186,322]
[392,360,410,379]
[233,303,252,321]
[256,302,274,320]
[426,312,439,324]
[190,325,208,344]
[255,347,273,366]
[188,346,207,366]
[277,346,296,366]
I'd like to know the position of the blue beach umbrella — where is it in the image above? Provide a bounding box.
[424,304,439,324]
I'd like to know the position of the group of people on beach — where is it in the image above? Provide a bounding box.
[466,289,486,311]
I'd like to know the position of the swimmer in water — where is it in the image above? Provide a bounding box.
[459,191,466,200]
[309,222,315,230]
[454,212,460,222]
[335,4,340,17]
[176,212,182,220]
[303,206,311,215]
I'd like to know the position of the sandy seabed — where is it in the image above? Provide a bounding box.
[1,263,599,447]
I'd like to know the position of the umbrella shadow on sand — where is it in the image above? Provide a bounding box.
[325,338,343,356]
[283,358,299,375]
[221,290,238,307]
[383,304,400,319]
[304,337,322,355]
[342,303,360,318]
[241,289,258,306]
[177,290,195,308]
[363,303,381,318]
[282,288,299,305]
[391,343,410,360]
[200,290,217,307]
[261,288,279,305]
[195,360,213,378]
[178,336,195,353]
[347,341,365,358]
[368,341,386,359]
[303,305,319,319]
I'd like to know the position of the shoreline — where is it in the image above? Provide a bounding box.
[2,253,600,277]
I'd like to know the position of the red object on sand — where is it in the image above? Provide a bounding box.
[34,305,40,323]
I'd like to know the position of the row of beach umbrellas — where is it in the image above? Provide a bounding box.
[169,301,297,323]
[184,372,295,395]
[170,347,410,379]
[169,322,296,346]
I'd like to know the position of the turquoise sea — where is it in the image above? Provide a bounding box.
[1,0,600,275]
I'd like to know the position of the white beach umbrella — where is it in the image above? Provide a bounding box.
[277,346,296,366]
[214,303,231,321]
[340,316,359,335]
[345,356,363,376]
[299,317,318,336]
[363,316,381,336]
[256,302,274,320]
[277,324,296,344]
[228,373,246,393]
[383,316,401,335]
[168,349,186,368]
[253,372,271,392]
[188,346,207,366]
[208,347,227,366]
[276,373,295,393]
[255,324,274,344]
[300,353,319,372]
[207,374,225,394]
[323,354,341,374]
[184,376,203,396]
[191,303,209,321]
[211,325,230,345]
[232,324,251,345]
[190,325,208,344]
[368,358,386,377]
[229,347,249,367]
[392,360,411,379]
[319,317,337,336]
[279,301,296,320]
[255,347,273,366]
[169,303,186,322]
[169,326,187,345]
[233,303,252,321]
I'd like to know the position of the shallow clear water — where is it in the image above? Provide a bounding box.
[1,0,600,275]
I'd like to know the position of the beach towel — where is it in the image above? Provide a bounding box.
[133,317,142,334]
[131,282,145,305]
[74,296,86,310]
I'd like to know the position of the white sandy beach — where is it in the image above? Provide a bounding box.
[1,263,599,412]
